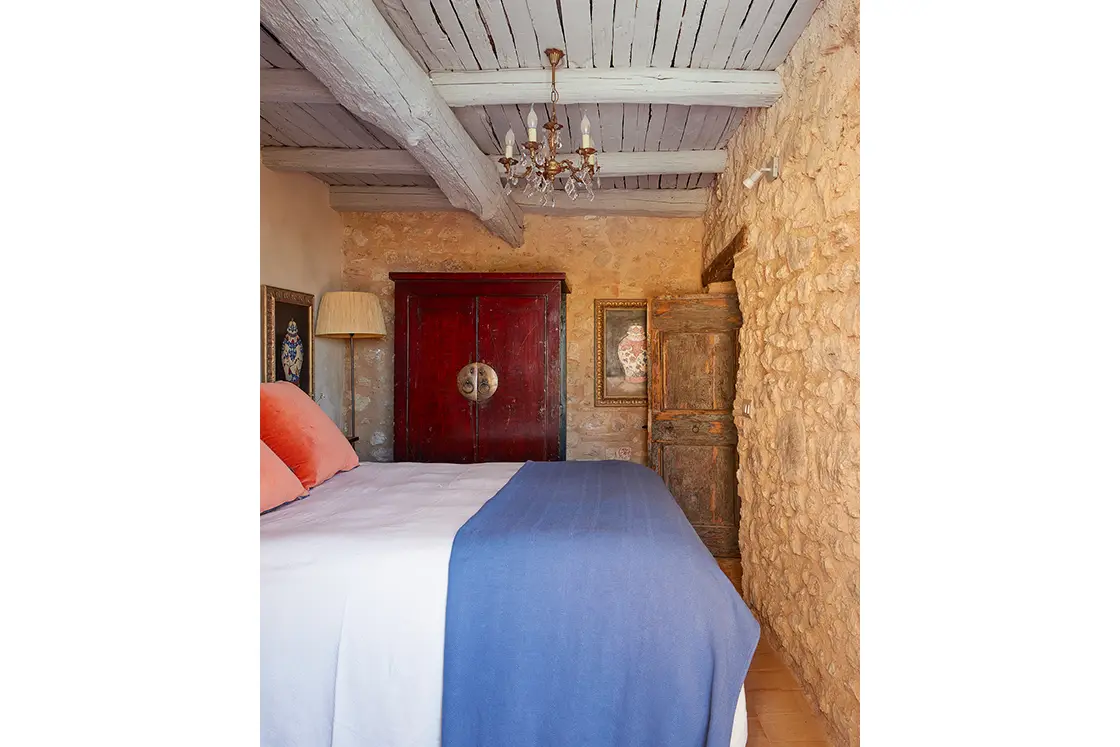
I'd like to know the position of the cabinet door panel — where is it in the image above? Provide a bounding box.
[648,294,743,557]
[476,295,548,462]
[404,295,476,462]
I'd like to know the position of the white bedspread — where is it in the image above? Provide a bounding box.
[260,461,747,747]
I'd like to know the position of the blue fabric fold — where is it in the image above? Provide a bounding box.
[442,460,760,747]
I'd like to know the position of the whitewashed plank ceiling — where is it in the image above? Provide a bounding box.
[260,0,820,191]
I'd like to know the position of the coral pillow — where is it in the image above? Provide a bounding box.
[260,382,358,489]
[260,440,307,513]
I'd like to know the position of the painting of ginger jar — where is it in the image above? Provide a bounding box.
[594,298,649,407]
[262,285,315,397]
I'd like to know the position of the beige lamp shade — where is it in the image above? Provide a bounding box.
[315,291,386,338]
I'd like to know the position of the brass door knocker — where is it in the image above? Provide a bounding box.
[457,362,499,402]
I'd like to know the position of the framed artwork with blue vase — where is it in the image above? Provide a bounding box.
[262,285,315,397]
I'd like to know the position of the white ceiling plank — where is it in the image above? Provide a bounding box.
[599,103,624,154]
[457,108,501,154]
[673,0,708,66]
[591,0,614,67]
[690,0,733,68]
[525,0,567,68]
[717,108,746,147]
[279,104,352,147]
[301,104,391,148]
[744,0,798,69]
[394,0,462,70]
[559,0,593,68]
[260,27,302,69]
[261,69,337,104]
[630,0,661,67]
[370,0,440,70]
[262,0,523,245]
[657,104,689,186]
[612,0,637,66]
[448,1,500,69]
[499,0,542,68]
[706,0,755,69]
[260,147,727,177]
[650,0,687,67]
[428,68,783,107]
[641,104,669,188]
[260,117,299,147]
[377,174,438,187]
[622,102,648,189]
[658,105,689,151]
[476,0,521,67]
[725,0,775,69]
[331,186,710,216]
[427,0,484,69]
[759,0,821,70]
[697,107,734,150]
[666,104,709,188]
[261,103,340,147]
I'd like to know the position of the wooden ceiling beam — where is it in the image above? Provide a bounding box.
[431,68,781,108]
[262,147,727,178]
[261,67,782,109]
[329,187,710,218]
[260,0,523,246]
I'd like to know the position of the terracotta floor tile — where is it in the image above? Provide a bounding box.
[746,718,771,747]
[747,651,785,672]
[745,688,813,716]
[768,741,831,747]
[745,667,802,691]
[757,712,830,743]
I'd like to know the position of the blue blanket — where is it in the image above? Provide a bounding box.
[442,460,760,747]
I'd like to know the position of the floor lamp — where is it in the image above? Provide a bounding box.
[314,291,386,445]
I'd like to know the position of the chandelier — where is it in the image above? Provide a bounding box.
[499,48,600,205]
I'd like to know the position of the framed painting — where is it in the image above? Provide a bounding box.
[262,285,315,397]
[594,298,649,407]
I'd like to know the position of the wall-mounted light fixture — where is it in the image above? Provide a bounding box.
[743,155,780,189]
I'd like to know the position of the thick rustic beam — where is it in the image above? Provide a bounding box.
[431,68,782,108]
[261,147,728,178]
[260,0,523,246]
[260,67,783,109]
[329,187,710,218]
[702,227,745,286]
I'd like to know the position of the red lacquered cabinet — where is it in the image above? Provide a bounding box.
[391,272,569,463]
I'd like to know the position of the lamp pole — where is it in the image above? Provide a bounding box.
[349,332,356,440]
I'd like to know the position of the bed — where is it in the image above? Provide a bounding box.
[261,459,760,747]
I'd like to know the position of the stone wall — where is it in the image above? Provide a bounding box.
[260,165,346,427]
[340,211,703,462]
[702,0,860,744]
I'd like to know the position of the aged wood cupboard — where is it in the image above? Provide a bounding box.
[391,272,569,463]
[648,292,743,558]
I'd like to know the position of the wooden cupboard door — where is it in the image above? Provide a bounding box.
[476,295,549,462]
[402,294,477,462]
[648,294,743,557]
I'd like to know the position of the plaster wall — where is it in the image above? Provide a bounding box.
[702,0,860,743]
[340,211,703,463]
[260,164,346,426]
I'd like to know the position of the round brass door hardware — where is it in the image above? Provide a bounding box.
[457,362,499,402]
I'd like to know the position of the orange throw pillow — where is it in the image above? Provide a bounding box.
[260,440,307,513]
[260,382,358,490]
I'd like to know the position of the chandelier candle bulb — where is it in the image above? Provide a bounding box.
[581,113,591,148]
[504,128,515,159]
[527,105,537,143]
